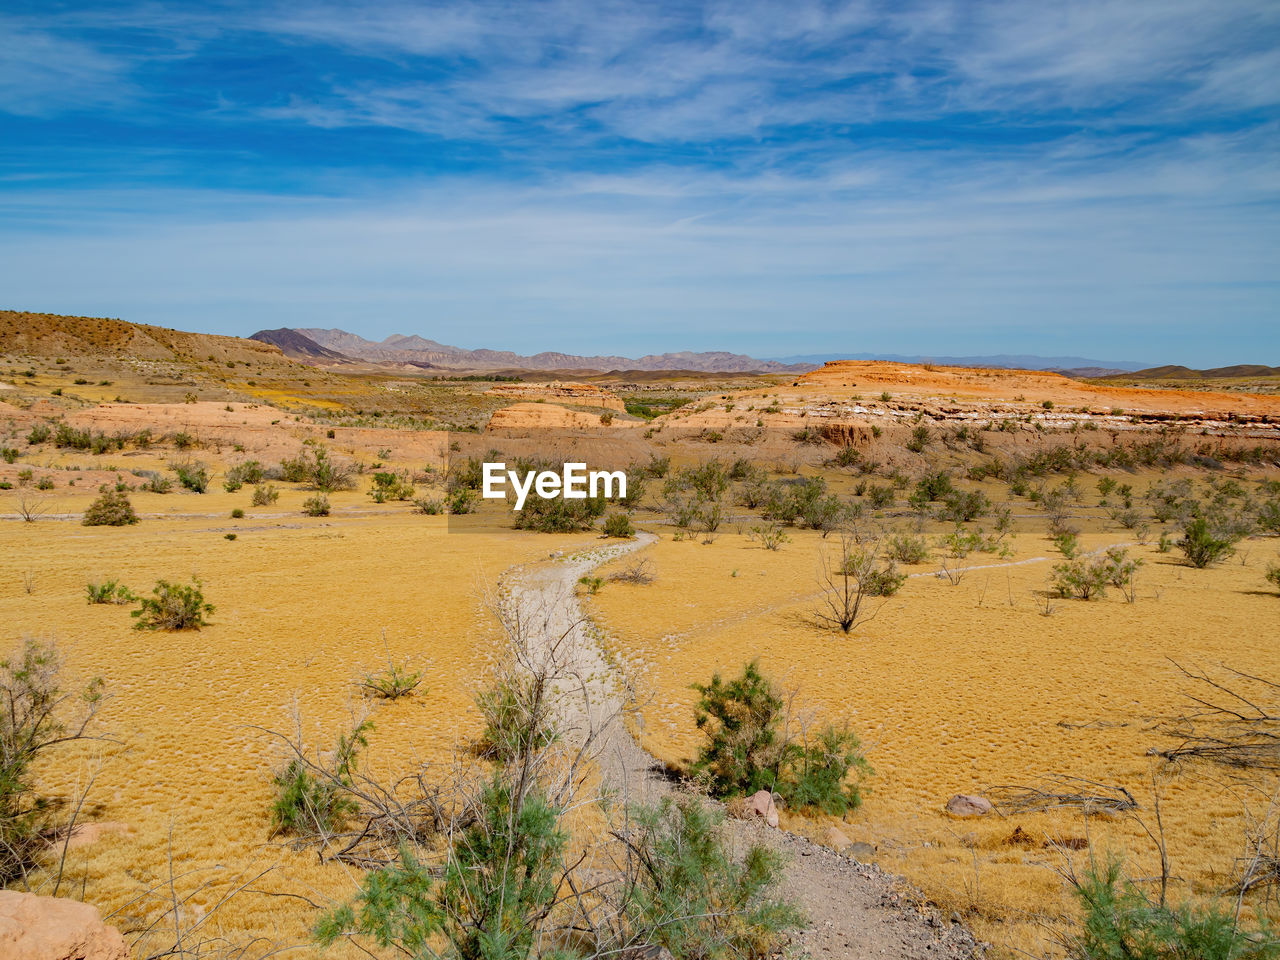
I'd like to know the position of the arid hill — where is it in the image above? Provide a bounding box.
[249,328,355,363]
[1,310,290,366]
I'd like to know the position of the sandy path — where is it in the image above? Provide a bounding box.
[501,535,984,959]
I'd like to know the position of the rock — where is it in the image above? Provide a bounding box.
[945,794,993,818]
[847,841,878,862]
[0,891,128,960]
[745,789,779,828]
[825,826,851,849]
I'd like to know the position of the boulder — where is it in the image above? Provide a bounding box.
[745,789,779,828]
[825,826,851,849]
[945,794,993,818]
[847,841,878,862]
[0,891,128,960]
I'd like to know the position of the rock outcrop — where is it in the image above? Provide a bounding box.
[0,891,128,960]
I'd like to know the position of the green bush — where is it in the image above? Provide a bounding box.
[316,775,567,960]
[270,720,368,838]
[302,494,331,517]
[1070,857,1279,960]
[223,460,264,492]
[413,496,443,514]
[230,508,244,519]
[1,447,17,464]
[171,460,210,493]
[251,483,279,506]
[132,578,214,630]
[886,533,929,564]
[474,677,556,763]
[1178,517,1236,568]
[25,424,50,445]
[447,488,476,514]
[615,796,803,959]
[602,511,635,538]
[367,471,415,503]
[82,488,139,526]
[86,579,135,604]
[691,662,871,815]
[512,493,606,532]
[281,444,354,491]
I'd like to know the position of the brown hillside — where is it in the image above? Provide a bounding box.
[0,310,290,365]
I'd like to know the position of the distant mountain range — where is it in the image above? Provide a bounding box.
[773,352,1150,375]
[1100,364,1280,380]
[251,327,813,373]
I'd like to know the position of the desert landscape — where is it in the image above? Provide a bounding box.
[1,310,1278,959]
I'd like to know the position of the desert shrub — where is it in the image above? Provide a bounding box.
[831,444,861,468]
[749,523,790,550]
[1050,549,1139,601]
[578,574,604,594]
[281,443,355,491]
[937,488,989,523]
[34,475,54,490]
[940,526,984,558]
[853,558,907,597]
[474,676,556,763]
[867,484,895,509]
[906,424,932,452]
[171,460,209,493]
[1109,506,1144,530]
[1,447,17,464]
[223,460,264,492]
[447,488,476,514]
[302,494,331,517]
[1068,857,1280,960]
[1259,499,1280,535]
[1267,563,1280,594]
[1178,517,1235,568]
[513,493,606,532]
[230,507,244,519]
[643,454,671,478]
[914,469,955,502]
[1054,532,1080,558]
[368,470,415,503]
[1,640,105,884]
[316,774,568,960]
[25,424,50,445]
[136,471,172,494]
[413,496,443,515]
[251,483,279,506]
[613,796,802,959]
[86,579,134,604]
[691,662,871,815]
[602,511,635,538]
[690,662,785,798]
[886,533,929,564]
[132,578,214,630]
[82,488,139,526]
[270,720,368,838]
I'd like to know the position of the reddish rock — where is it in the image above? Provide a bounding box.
[0,891,128,960]
[745,789,779,828]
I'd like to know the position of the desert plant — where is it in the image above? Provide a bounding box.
[230,507,244,519]
[610,795,803,958]
[691,661,871,814]
[223,460,264,492]
[1178,517,1236,568]
[170,459,209,493]
[368,470,415,503]
[282,443,355,492]
[447,488,477,515]
[251,483,279,506]
[886,533,930,564]
[270,719,369,838]
[0,639,105,884]
[302,494,331,517]
[86,580,134,605]
[1266,563,1280,595]
[610,557,655,584]
[82,488,139,526]
[602,511,635,538]
[25,423,50,445]
[817,535,891,633]
[139,472,172,494]
[413,496,444,514]
[1068,856,1280,960]
[906,424,933,453]
[749,523,790,551]
[132,578,213,630]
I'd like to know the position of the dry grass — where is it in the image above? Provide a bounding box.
[0,479,564,958]
[587,520,1280,956]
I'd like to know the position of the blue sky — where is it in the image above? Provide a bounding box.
[1,1,1276,365]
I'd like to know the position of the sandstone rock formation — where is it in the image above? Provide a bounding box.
[945,794,994,818]
[0,891,128,960]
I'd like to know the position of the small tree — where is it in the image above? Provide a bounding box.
[82,487,139,526]
[816,534,888,634]
[690,661,785,797]
[132,578,214,630]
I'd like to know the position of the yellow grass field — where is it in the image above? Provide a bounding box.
[0,481,579,958]
[587,522,1280,955]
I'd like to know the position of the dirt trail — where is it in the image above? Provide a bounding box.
[501,536,984,959]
